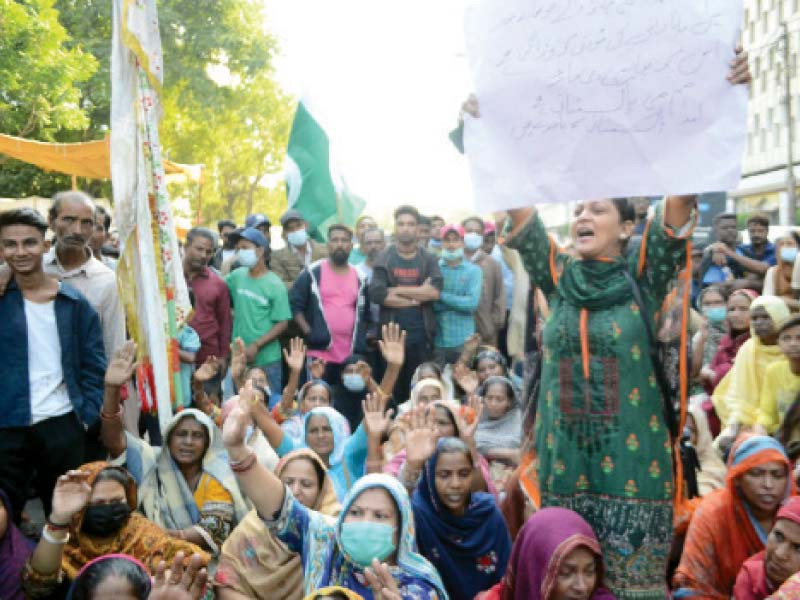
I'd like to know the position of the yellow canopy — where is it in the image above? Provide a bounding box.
[0,133,202,182]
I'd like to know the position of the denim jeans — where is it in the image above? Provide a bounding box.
[257,360,283,409]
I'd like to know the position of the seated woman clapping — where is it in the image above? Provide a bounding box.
[221,387,447,599]
[21,463,207,598]
[215,448,341,599]
[101,341,249,555]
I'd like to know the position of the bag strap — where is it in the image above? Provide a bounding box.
[621,269,679,442]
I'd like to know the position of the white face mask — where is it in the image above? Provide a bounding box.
[463,232,483,251]
[287,228,308,247]
[238,248,259,267]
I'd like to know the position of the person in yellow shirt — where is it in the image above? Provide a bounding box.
[758,315,800,434]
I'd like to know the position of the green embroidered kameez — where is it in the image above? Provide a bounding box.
[507,201,691,599]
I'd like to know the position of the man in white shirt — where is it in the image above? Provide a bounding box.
[0,208,106,521]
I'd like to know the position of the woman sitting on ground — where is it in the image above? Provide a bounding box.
[673,434,796,598]
[702,289,758,395]
[476,507,615,600]
[21,462,207,598]
[221,390,448,599]
[101,342,249,555]
[64,552,207,600]
[0,487,34,600]
[735,496,800,600]
[409,435,512,600]
[713,296,790,439]
[215,449,341,600]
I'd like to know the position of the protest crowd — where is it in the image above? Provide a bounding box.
[4,40,800,600]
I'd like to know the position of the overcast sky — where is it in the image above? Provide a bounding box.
[264,0,483,225]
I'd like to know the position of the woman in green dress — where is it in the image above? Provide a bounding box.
[458,48,751,599]
[503,197,694,598]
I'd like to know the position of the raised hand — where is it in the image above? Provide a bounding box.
[378,322,406,367]
[283,337,307,374]
[193,356,219,383]
[463,332,482,358]
[362,393,394,439]
[309,358,326,380]
[727,45,751,85]
[49,470,92,525]
[459,395,484,448]
[221,388,254,457]
[149,552,208,600]
[404,407,438,468]
[452,362,479,395]
[458,93,480,124]
[365,559,402,600]
[230,338,247,382]
[105,340,137,387]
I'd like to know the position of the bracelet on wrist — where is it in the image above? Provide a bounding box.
[46,517,70,530]
[42,524,70,545]
[230,451,257,474]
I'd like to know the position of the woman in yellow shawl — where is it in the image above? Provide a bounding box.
[713,296,790,440]
[21,462,207,598]
[215,449,341,599]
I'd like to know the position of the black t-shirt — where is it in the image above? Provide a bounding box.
[385,250,426,332]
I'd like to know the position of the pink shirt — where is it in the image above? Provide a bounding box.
[308,261,359,364]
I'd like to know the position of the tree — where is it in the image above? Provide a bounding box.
[0,0,97,196]
[0,0,293,218]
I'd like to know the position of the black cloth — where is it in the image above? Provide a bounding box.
[0,411,86,523]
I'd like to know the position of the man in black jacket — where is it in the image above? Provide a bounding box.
[289,224,370,386]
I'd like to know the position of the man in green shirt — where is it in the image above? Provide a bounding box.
[225,227,290,406]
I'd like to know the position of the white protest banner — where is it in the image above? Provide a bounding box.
[463,0,747,209]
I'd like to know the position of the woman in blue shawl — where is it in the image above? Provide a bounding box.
[221,390,448,600]
[256,404,368,501]
[411,437,511,600]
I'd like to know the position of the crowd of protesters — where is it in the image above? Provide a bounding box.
[5,46,800,600]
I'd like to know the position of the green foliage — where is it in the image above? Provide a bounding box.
[0,0,293,224]
[0,0,98,195]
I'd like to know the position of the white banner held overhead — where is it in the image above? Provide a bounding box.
[463,0,748,210]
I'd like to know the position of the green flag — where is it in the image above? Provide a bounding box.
[285,101,365,240]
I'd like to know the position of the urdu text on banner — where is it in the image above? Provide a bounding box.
[463,0,748,210]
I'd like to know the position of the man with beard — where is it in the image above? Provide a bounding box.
[183,227,232,403]
[370,205,442,404]
[290,224,371,386]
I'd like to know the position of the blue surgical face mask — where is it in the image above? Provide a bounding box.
[704,306,727,325]
[441,248,464,262]
[339,521,396,567]
[781,246,798,263]
[429,239,442,249]
[342,373,366,393]
[287,228,308,247]
[463,232,484,251]
[238,248,259,268]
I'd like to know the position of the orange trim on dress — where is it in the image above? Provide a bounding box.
[580,309,590,380]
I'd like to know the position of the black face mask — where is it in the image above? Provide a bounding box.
[81,502,131,536]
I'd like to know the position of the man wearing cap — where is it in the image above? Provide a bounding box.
[271,209,329,290]
[225,227,291,402]
[735,496,800,599]
[433,225,482,367]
